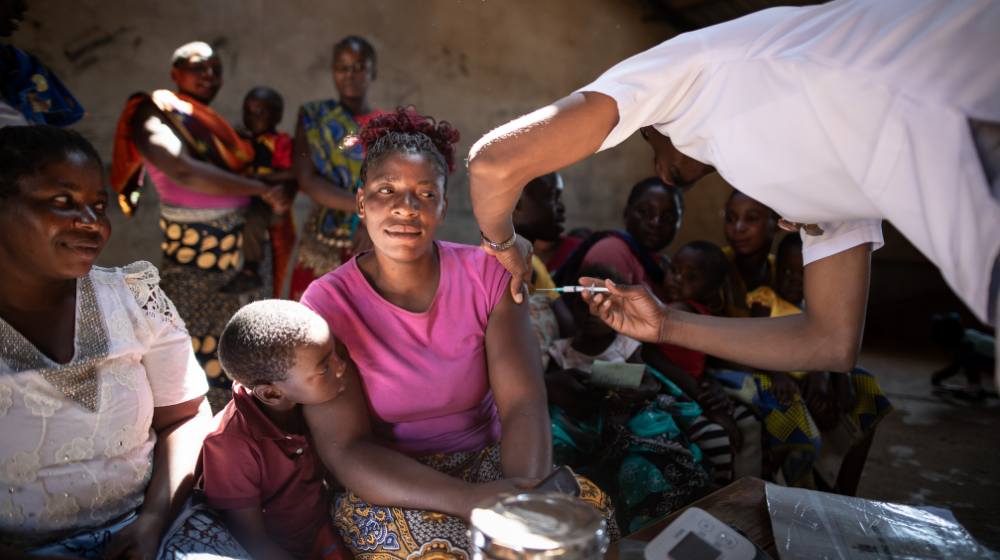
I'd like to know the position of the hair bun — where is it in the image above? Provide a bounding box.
[358,107,460,174]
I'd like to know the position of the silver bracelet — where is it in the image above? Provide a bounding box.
[481,230,517,252]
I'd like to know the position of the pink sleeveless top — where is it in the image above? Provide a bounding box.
[301,241,511,457]
[145,160,251,209]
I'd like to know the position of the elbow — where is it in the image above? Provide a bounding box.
[818,332,862,373]
[468,146,513,194]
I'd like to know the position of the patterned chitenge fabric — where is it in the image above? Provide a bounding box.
[333,441,621,560]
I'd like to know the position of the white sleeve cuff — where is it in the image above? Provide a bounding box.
[575,79,636,152]
[801,219,884,266]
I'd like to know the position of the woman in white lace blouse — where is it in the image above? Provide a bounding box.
[0,127,250,559]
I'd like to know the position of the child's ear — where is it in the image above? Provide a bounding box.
[252,383,285,406]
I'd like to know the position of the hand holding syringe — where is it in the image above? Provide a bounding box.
[537,286,611,293]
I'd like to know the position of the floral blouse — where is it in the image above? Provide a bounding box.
[0,262,208,550]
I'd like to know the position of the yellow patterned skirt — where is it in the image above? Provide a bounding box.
[333,441,621,560]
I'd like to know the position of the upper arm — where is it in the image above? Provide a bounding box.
[293,117,319,180]
[801,242,872,369]
[468,92,619,192]
[131,101,188,173]
[151,395,208,433]
[302,343,375,473]
[486,285,547,418]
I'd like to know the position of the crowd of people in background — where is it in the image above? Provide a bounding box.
[1,7,898,560]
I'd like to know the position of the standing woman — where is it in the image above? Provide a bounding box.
[110,42,290,412]
[290,36,385,301]
[0,126,249,560]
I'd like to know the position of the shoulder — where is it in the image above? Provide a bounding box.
[300,260,358,312]
[94,261,185,331]
[204,401,256,450]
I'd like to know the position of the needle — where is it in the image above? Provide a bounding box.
[537,286,611,293]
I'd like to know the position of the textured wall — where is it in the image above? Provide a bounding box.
[9,0,743,269]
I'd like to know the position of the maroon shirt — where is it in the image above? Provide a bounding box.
[199,383,331,558]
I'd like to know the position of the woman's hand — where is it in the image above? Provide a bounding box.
[545,368,605,419]
[696,375,732,414]
[95,514,161,560]
[580,279,668,343]
[802,371,838,431]
[462,478,540,521]
[768,371,801,406]
[262,184,293,215]
[481,234,533,304]
[617,371,660,404]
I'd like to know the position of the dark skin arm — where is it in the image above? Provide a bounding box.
[293,117,373,254]
[487,285,554,480]
[293,116,358,212]
[97,396,214,560]
[583,243,872,373]
[544,364,605,420]
[222,507,298,560]
[304,344,539,521]
[131,101,283,202]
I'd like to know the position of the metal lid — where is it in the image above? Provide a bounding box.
[470,492,609,560]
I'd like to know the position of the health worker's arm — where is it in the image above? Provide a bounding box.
[468,92,619,301]
[583,243,872,373]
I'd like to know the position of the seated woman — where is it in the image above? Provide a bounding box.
[301,109,619,560]
[553,176,680,302]
[712,234,893,493]
[717,189,778,318]
[546,265,710,534]
[0,126,249,558]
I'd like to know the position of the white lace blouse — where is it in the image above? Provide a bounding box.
[0,262,208,549]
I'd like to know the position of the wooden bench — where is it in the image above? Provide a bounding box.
[605,477,776,559]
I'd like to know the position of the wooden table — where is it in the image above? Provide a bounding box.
[605,477,776,559]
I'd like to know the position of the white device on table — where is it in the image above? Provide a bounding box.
[644,507,756,560]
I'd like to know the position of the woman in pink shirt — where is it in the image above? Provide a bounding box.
[301,109,618,560]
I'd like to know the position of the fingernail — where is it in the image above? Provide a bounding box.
[515,294,522,303]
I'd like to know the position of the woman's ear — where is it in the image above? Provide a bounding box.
[252,383,285,406]
[439,196,449,225]
[170,66,181,86]
[356,188,366,219]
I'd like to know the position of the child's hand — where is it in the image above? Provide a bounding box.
[617,371,660,404]
[262,184,293,214]
[769,371,800,406]
[696,375,732,414]
[832,372,858,416]
[802,371,838,431]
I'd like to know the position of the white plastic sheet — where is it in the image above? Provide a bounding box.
[765,483,986,560]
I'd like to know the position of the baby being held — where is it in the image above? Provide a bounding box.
[200,300,350,560]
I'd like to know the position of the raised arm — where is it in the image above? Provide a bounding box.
[485,284,552,480]
[303,343,530,520]
[131,101,270,197]
[293,116,358,212]
[584,243,872,373]
[468,92,619,299]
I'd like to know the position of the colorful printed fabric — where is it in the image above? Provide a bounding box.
[333,441,621,560]
[0,44,84,126]
[712,367,893,489]
[295,100,364,273]
[551,384,710,534]
[553,230,667,287]
[250,131,296,298]
[26,509,251,559]
[157,207,271,413]
[110,90,255,217]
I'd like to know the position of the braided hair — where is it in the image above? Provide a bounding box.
[357,107,460,191]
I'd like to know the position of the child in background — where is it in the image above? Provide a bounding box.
[546,265,710,533]
[931,312,996,399]
[649,241,762,487]
[711,234,893,493]
[224,87,298,296]
[200,300,350,560]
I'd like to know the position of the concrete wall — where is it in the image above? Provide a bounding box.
[9,0,690,269]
